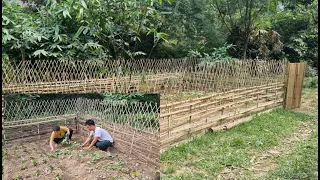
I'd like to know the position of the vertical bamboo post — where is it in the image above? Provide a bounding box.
[38,124,40,140]
[274,82,277,107]
[206,100,209,124]
[84,77,87,93]
[2,95,5,145]
[168,107,171,140]
[129,130,136,155]
[188,104,192,137]
[257,87,260,108]
[234,94,237,116]
[75,117,78,133]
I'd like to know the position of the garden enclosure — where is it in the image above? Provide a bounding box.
[3,97,160,167]
[2,59,296,151]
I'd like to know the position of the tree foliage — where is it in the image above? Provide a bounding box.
[271,0,318,67]
[2,0,318,69]
[2,0,172,62]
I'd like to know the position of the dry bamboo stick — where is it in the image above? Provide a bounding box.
[5,117,77,128]
[4,114,77,125]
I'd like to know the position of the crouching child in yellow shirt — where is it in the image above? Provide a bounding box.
[49,126,73,153]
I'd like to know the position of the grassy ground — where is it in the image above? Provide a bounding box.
[264,123,318,180]
[160,87,318,180]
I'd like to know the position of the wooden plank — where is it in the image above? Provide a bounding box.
[293,63,306,108]
[284,63,296,109]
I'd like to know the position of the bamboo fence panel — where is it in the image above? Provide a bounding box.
[3,97,160,167]
[79,118,160,167]
[2,59,286,95]
[2,59,193,94]
[160,83,284,149]
[2,58,288,149]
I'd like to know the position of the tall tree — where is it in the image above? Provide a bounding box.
[213,0,272,59]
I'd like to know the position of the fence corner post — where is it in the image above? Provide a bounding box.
[283,62,306,110]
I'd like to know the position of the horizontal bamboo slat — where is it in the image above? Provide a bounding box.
[160,93,283,148]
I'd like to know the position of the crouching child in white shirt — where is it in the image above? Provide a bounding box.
[81,119,113,152]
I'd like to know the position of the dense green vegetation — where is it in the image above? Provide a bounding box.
[2,0,318,70]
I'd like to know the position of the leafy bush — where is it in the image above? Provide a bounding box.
[188,44,235,61]
[188,44,236,68]
[2,0,167,61]
[305,64,318,77]
[303,76,318,89]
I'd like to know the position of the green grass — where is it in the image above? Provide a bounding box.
[160,108,315,179]
[264,119,318,180]
[303,76,318,89]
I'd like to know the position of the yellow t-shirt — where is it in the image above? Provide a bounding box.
[50,126,69,141]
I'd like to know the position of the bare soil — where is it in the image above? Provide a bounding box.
[3,132,157,180]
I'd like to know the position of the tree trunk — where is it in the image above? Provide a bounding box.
[243,32,250,60]
[242,0,253,60]
[21,47,25,61]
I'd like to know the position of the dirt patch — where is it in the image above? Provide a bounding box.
[293,89,318,116]
[3,133,157,180]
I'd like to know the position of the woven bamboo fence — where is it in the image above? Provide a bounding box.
[159,60,287,149]
[160,82,284,149]
[2,58,288,151]
[3,98,160,167]
[2,59,195,94]
[2,59,285,94]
